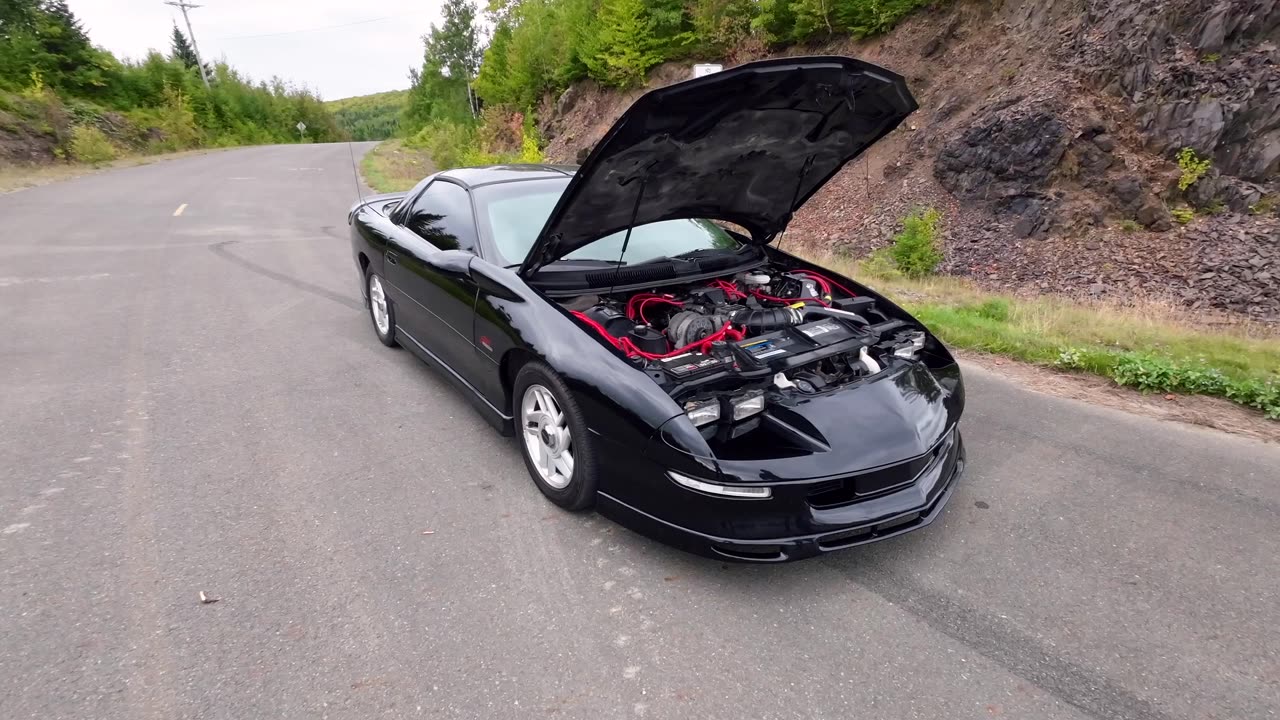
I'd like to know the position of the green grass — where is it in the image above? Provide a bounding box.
[360,139,434,193]
[806,253,1280,419]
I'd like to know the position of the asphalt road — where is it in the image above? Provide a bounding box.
[2,143,1278,720]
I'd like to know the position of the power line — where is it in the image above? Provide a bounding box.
[163,1,211,90]
[218,16,396,41]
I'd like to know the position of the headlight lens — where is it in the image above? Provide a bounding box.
[730,390,765,421]
[893,331,928,359]
[668,471,771,499]
[684,398,721,427]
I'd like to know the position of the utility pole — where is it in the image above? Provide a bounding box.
[164,1,211,90]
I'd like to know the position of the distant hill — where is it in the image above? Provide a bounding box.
[326,90,409,141]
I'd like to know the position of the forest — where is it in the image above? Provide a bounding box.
[325,90,408,141]
[0,0,343,165]
[396,0,934,165]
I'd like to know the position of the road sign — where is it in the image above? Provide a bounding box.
[296,121,306,133]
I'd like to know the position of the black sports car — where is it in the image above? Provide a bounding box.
[348,56,965,562]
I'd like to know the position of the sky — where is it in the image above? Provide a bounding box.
[68,0,451,100]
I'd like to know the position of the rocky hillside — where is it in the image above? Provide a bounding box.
[538,0,1280,320]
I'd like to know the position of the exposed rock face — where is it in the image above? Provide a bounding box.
[933,102,1068,236]
[1069,0,1280,180]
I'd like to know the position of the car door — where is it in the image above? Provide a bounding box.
[384,179,481,381]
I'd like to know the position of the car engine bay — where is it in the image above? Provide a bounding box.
[562,263,933,419]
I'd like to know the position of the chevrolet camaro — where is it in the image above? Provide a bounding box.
[348,56,965,562]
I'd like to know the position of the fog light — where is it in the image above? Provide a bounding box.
[684,398,720,427]
[730,390,765,421]
[668,471,771,499]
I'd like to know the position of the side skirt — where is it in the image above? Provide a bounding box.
[395,325,515,436]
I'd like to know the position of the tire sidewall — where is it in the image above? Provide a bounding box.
[366,271,397,347]
[513,362,597,510]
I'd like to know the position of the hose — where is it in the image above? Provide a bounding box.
[728,307,806,331]
[729,305,869,331]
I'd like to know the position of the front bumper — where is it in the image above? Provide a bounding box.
[596,426,965,563]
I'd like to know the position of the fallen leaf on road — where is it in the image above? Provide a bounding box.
[198,591,220,604]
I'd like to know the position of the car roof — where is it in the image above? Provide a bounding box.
[438,164,577,189]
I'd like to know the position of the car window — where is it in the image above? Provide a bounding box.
[401,181,478,253]
[474,178,741,266]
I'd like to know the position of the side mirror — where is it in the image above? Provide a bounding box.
[470,259,525,302]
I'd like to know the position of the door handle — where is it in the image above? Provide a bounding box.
[386,251,399,265]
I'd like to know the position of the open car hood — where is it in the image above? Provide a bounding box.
[518,56,917,277]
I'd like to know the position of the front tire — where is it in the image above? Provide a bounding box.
[366,271,397,348]
[514,362,598,511]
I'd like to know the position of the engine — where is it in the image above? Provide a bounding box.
[565,264,930,399]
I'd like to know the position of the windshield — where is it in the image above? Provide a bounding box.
[474,178,742,267]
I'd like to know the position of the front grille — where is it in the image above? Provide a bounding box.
[807,436,949,509]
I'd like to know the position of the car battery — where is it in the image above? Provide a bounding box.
[735,331,808,364]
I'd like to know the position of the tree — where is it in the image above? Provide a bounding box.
[428,0,483,82]
[170,25,198,68]
[580,0,664,89]
[170,24,213,81]
[404,0,483,129]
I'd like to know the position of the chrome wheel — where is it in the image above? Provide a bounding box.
[368,274,390,336]
[521,384,574,489]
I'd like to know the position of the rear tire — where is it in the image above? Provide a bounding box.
[366,271,398,348]
[513,362,598,511]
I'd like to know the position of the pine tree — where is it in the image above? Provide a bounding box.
[170,24,199,69]
[581,0,664,89]
[169,23,213,82]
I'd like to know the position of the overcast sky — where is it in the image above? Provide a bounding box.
[68,0,451,100]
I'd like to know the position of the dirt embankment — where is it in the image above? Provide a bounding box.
[538,0,1280,321]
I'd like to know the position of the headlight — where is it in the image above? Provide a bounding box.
[684,398,720,427]
[730,390,765,421]
[668,471,771,499]
[893,331,927,359]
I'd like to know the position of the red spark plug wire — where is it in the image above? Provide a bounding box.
[792,269,858,299]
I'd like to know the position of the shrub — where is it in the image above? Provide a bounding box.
[517,130,543,163]
[1171,206,1195,225]
[973,298,1010,322]
[889,208,943,278]
[1108,353,1280,419]
[419,121,478,169]
[1055,347,1086,369]
[858,248,902,279]
[68,125,117,164]
[1119,219,1140,232]
[1176,147,1211,191]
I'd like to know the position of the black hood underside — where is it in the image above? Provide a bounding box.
[519,56,917,277]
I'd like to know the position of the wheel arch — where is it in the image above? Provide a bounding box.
[499,347,538,415]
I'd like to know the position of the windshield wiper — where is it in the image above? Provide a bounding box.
[518,259,626,270]
[631,247,746,266]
